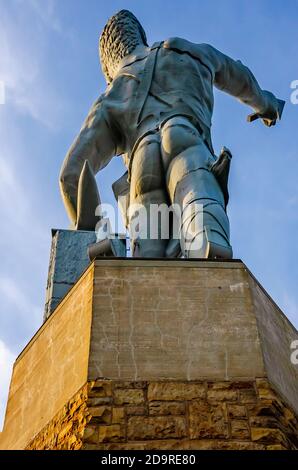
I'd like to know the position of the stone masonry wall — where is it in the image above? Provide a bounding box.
[27,379,298,450]
[26,384,90,450]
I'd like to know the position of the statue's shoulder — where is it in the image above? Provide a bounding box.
[163,37,216,75]
[163,36,194,50]
[88,88,120,116]
[164,37,213,54]
[98,82,120,104]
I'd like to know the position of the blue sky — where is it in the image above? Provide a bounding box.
[0,0,297,427]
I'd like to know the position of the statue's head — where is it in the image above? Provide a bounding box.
[99,10,148,84]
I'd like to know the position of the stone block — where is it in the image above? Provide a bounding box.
[149,401,186,416]
[44,229,96,320]
[189,401,229,439]
[148,382,205,401]
[127,416,187,440]
[230,420,250,439]
[98,425,125,443]
[251,427,287,446]
[113,389,145,406]
[112,407,125,424]
[88,406,111,424]
[125,406,147,416]
[227,404,247,419]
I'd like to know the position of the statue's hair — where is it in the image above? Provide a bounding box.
[99,10,148,83]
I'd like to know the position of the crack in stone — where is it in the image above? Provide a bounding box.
[128,282,138,381]
[154,288,165,349]
[186,288,210,380]
[110,296,121,379]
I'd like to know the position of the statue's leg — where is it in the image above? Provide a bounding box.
[161,116,232,259]
[129,134,169,258]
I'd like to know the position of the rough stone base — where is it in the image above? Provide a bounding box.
[2,259,297,450]
[26,379,298,450]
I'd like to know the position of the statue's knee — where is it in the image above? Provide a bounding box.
[59,166,77,193]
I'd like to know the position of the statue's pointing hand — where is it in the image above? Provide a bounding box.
[247,91,285,127]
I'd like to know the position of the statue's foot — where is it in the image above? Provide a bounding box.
[165,239,181,258]
[206,240,233,259]
[183,225,233,260]
[131,238,168,258]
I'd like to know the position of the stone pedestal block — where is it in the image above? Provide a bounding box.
[44,229,96,321]
[1,259,297,450]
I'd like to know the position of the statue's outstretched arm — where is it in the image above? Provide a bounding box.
[59,97,117,226]
[205,44,281,126]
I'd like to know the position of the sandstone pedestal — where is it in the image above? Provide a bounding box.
[0,259,297,450]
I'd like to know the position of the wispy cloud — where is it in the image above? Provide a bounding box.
[0,0,71,129]
[0,155,48,248]
[0,149,48,350]
[25,0,63,34]
[0,277,40,324]
[0,26,39,122]
[0,81,5,105]
[0,157,31,226]
[0,340,16,431]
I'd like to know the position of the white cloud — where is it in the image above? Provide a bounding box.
[0,340,16,431]
[0,0,70,129]
[0,155,48,250]
[0,157,30,226]
[0,154,47,348]
[26,0,63,34]
[0,277,40,324]
[0,24,45,126]
[0,81,5,105]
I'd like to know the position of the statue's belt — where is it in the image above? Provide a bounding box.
[126,112,212,183]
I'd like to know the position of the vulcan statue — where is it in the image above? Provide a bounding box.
[59,9,284,259]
